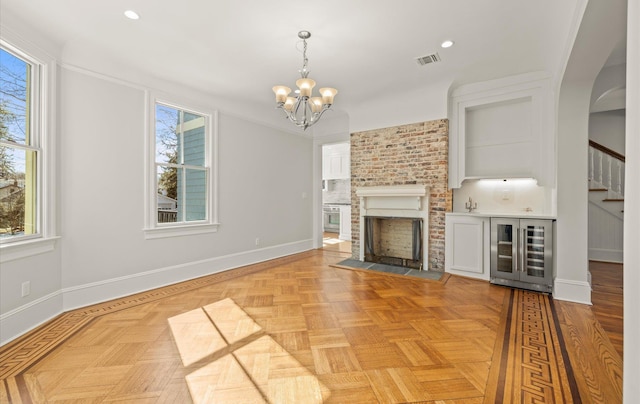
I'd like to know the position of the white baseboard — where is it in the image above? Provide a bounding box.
[62,239,313,311]
[589,248,623,263]
[0,240,313,347]
[553,278,592,305]
[445,267,490,281]
[0,291,63,346]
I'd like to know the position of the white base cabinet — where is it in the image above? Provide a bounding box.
[445,214,490,280]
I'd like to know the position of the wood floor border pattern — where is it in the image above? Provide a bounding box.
[0,250,325,380]
[485,289,580,404]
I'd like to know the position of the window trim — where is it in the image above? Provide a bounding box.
[144,94,219,239]
[0,33,58,262]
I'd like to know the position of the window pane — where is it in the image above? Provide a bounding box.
[153,101,210,228]
[157,165,178,223]
[182,116,205,167]
[184,168,206,221]
[0,147,37,238]
[155,104,179,165]
[0,48,30,145]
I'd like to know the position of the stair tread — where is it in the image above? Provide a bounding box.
[603,198,624,202]
[589,188,608,192]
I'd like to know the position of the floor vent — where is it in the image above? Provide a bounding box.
[415,53,441,66]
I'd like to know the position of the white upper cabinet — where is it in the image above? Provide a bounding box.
[322,143,350,180]
[448,72,555,188]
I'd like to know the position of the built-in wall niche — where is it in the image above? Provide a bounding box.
[449,72,555,188]
[465,96,534,178]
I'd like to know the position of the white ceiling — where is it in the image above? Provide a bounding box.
[2,0,587,122]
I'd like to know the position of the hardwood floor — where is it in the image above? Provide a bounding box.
[0,251,622,403]
[589,261,623,356]
[555,261,624,403]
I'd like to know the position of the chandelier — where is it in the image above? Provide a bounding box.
[272,31,338,130]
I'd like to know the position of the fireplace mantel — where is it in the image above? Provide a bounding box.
[355,185,429,198]
[356,185,430,268]
[356,185,429,211]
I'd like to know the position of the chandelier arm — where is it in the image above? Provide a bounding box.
[292,96,305,118]
[309,106,332,124]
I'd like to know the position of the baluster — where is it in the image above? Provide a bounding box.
[598,150,603,186]
[607,155,612,193]
[589,146,595,182]
[618,160,624,196]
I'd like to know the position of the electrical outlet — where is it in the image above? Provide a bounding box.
[21,281,30,297]
[255,237,260,246]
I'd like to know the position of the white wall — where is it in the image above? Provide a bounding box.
[347,80,451,133]
[59,67,314,311]
[590,63,626,112]
[555,82,592,303]
[624,0,640,400]
[589,110,626,155]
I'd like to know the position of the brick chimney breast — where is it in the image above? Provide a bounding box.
[350,119,452,271]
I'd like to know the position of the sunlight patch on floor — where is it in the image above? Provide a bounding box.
[169,298,329,403]
[322,237,343,245]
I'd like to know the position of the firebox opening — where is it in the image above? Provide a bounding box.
[364,216,423,270]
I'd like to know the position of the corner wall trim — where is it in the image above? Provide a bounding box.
[553,278,592,305]
[0,291,63,346]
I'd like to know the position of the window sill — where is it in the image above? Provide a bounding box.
[143,223,220,240]
[0,236,60,264]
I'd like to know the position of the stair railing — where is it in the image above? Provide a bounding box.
[589,140,625,198]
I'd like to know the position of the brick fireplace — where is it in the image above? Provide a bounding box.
[350,119,452,271]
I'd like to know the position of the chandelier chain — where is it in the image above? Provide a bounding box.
[301,38,309,78]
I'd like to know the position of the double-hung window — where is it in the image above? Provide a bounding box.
[0,40,55,259]
[145,99,218,238]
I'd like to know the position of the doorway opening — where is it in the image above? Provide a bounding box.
[321,142,351,254]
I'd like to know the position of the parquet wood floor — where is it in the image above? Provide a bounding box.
[0,250,623,403]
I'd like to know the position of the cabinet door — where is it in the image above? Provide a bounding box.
[519,219,553,285]
[322,143,350,179]
[490,218,520,280]
[445,215,489,280]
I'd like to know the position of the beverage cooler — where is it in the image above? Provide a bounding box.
[490,218,553,293]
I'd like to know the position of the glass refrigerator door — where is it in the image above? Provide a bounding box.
[525,225,545,278]
[495,222,518,279]
[520,220,553,285]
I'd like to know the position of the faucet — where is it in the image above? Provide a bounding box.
[465,197,477,212]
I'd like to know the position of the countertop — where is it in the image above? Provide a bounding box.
[446,211,557,220]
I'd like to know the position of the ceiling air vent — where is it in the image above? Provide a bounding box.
[415,53,441,66]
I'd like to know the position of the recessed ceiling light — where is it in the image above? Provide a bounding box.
[441,40,454,48]
[124,10,140,20]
